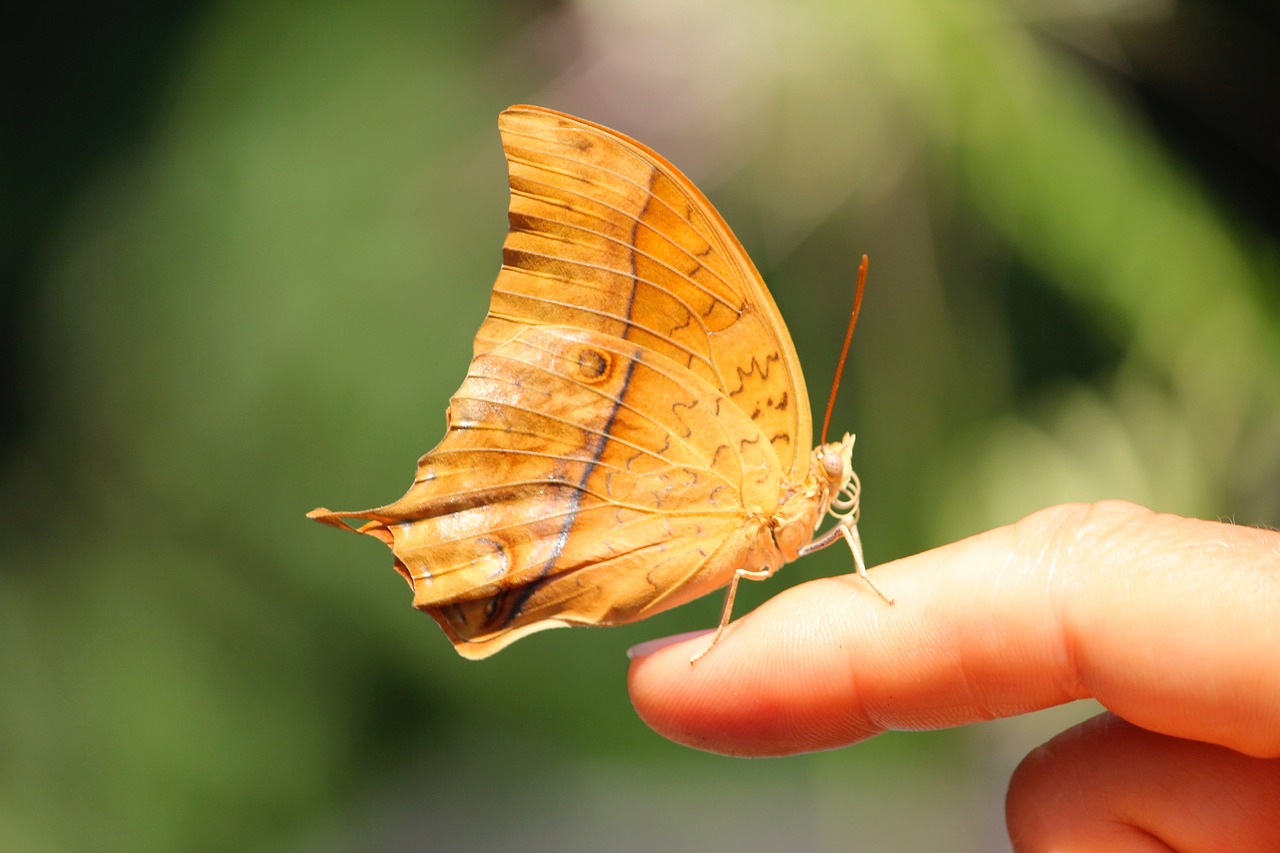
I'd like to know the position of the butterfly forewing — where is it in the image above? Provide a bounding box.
[483,106,812,481]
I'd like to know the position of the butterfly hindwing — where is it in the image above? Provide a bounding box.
[314,324,783,657]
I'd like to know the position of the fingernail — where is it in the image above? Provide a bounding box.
[626,629,713,660]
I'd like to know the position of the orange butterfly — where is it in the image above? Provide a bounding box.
[309,105,891,661]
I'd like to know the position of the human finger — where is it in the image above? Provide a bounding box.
[627,501,1280,757]
[1006,712,1280,852]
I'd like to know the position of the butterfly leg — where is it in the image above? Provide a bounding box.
[688,566,773,665]
[799,518,895,605]
[840,523,895,605]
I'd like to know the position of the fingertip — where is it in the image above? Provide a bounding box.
[625,582,895,756]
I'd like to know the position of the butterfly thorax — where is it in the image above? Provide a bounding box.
[769,433,857,563]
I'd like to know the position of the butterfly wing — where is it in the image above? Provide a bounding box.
[484,105,813,482]
[310,325,784,658]
[310,105,815,658]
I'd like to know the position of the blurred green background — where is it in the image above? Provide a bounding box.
[4,1,1278,850]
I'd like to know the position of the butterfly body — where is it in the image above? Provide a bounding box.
[309,105,875,659]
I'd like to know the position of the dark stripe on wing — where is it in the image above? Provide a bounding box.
[499,349,642,624]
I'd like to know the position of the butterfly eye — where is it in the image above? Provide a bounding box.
[822,449,844,479]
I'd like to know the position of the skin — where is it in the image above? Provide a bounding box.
[627,501,1280,851]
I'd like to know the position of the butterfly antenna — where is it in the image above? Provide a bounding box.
[820,254,868,445]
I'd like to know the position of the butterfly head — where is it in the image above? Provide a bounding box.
[815,432,859,524]
[769,434,857,562]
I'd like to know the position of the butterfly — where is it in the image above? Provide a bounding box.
[309,104,891,661]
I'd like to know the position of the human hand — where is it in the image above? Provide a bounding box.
[627,501,1280,850]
